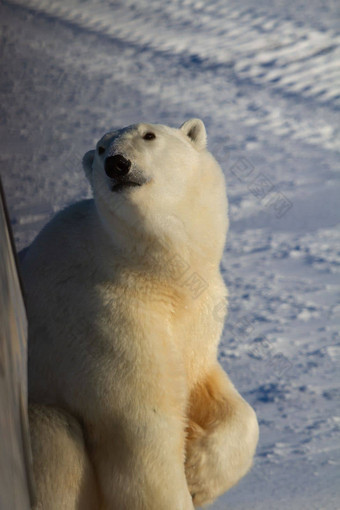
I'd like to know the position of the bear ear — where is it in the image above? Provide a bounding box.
[82,150,95,182]
[180,118,207,150]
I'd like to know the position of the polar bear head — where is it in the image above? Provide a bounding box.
[83,119,228,266]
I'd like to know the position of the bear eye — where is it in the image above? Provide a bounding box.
[98,146,105,155]
[143,132,156,141]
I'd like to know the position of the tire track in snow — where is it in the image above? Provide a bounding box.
[7,0,340,104]
[5,0,340,150]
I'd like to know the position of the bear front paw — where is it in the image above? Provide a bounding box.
[185,436,218,507]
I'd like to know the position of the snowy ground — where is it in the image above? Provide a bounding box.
[1,0,339,508]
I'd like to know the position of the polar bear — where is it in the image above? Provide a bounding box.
[22,119,258,509]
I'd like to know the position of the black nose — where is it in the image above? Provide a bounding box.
[104,154,131,179]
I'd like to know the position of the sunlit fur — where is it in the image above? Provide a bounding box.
[23,119,258,509]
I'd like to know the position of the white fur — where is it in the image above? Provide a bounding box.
[22,119,258,509]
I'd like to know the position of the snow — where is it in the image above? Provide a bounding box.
[1,0,339,508]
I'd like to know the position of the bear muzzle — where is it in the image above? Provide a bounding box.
[104,154,144,192]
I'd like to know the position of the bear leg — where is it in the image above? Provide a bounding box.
[29,404,100,510]
[185,364,259,507]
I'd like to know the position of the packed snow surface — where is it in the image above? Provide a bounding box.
[0,0,339,508]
